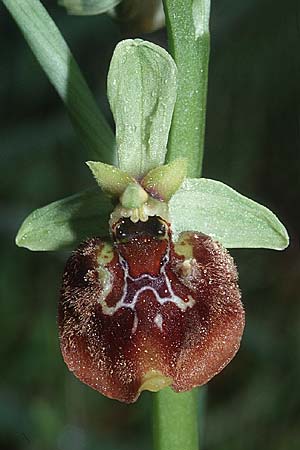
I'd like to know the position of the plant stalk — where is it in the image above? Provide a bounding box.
[153,1,211,449]
[153,388,199,450]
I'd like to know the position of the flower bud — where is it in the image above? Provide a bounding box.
[58,216,244,403]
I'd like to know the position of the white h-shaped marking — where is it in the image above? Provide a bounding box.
[98,242,195,333]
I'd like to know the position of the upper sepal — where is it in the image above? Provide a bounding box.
[107,39,177,178]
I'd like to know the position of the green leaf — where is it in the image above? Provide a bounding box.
[86,161,135,196]
[169,178,289,250]
[59,0,121,15]
[107,39,177,178]
[163,0,210,177]
[141,159,187,201]
[192,0,210,38]
[2,0,115,163]
[16,189,113,251]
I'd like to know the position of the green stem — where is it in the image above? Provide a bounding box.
[163,0,211,178]
[153,1,211,449]
[153,388,199,450]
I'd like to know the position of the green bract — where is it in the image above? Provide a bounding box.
[192,0,211,38]
[163,0,210,177]
[108,39,177,178]
[59,0,121,15]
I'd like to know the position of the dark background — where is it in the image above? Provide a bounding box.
[1,1,299,449]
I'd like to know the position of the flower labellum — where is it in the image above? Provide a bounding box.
[59,201,245,403]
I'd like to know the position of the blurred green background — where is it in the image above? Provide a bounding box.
[1,1,299,449]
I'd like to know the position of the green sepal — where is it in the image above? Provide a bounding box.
[16,189,113,251]
[141,159,187,201]
[58,0,121,15]
[86,161,135,197]
[169,178,289,250]
[107,39,177,178]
